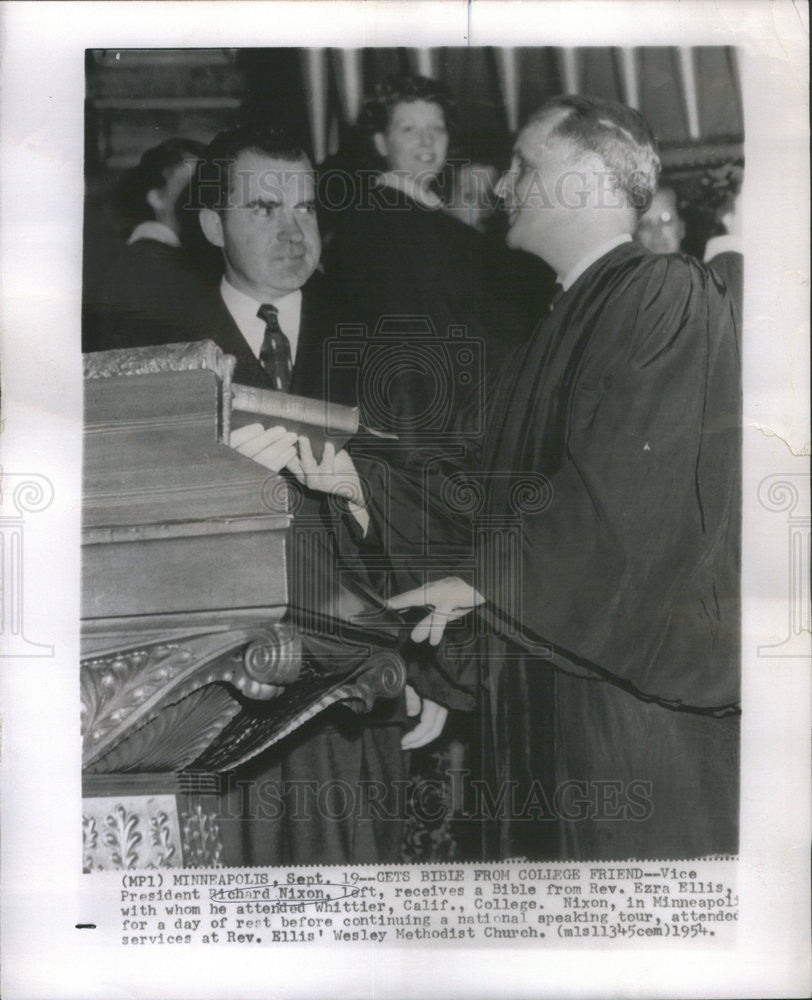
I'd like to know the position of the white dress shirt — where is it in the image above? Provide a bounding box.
[559,233,633,291]
[219,277,303,364]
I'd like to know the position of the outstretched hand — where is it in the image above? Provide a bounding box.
[387,577,484,646]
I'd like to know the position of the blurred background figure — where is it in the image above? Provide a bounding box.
[325,73,549,443]
[444,161,500,233]
[634,184,685,254]
[703,168,743,327]
[117,138,205,247]
[84,138,209,352]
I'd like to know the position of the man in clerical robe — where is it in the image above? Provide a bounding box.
[258,95,741,862]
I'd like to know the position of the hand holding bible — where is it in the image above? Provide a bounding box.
[230,423,299,473]
[289,436,369,534]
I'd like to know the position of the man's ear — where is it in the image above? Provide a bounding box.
[199,207,225,248]
[373,132,389,161]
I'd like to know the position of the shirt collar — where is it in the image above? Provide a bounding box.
[558,233,633,291]
[377,171,443,209]
[127,220,181,247]
[219,277,303,362]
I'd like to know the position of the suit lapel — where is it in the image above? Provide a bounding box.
[208,293,273,389]
[209,274,351,402]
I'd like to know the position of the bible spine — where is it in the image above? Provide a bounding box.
[231,385,359,435]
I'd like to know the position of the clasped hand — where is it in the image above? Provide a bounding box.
[230,424,368,531]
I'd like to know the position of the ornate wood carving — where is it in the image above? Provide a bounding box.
[193,648,407,772]
[82,793,224,870]
[84,686,241,774]
[179,803,224,868]
[81,626,301,769]
[82,794,189,870]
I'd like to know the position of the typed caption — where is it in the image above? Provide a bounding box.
[91,860,740,948]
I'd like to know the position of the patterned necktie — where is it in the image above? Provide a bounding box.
[257,303,293,392]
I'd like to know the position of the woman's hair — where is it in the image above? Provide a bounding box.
[357,73,455,137]
[114,137,207,224]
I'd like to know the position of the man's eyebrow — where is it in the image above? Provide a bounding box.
[245,197,282,209]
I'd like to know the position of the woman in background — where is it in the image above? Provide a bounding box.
[325,75,504,444]
[86,137,209,352]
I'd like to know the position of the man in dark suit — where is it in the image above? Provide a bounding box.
[169,126,346,405]
[92,124,407,865]
[191,125,415,866]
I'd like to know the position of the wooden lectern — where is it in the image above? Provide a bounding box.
[81,342,406,870]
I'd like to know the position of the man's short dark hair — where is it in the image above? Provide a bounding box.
[532,95,661,214]
[197,124,312,211]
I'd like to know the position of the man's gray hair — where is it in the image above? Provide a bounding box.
[532,95,661,215]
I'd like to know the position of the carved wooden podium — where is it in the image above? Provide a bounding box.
[81,343,406,870]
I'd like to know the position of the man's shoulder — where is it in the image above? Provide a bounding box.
[569,243,736,365]
[595,242,724,302]
[176,277,229,325]
[302,267,344,318]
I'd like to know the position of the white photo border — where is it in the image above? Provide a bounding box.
[1,2,809,998]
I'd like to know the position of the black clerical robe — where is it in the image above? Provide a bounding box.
[325,185,547,441]
[358,241,741,860]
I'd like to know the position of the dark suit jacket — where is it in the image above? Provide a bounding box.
[177,273,350,403]
[92,255,354,406]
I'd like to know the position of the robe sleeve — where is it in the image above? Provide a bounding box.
[471,256,741,711]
